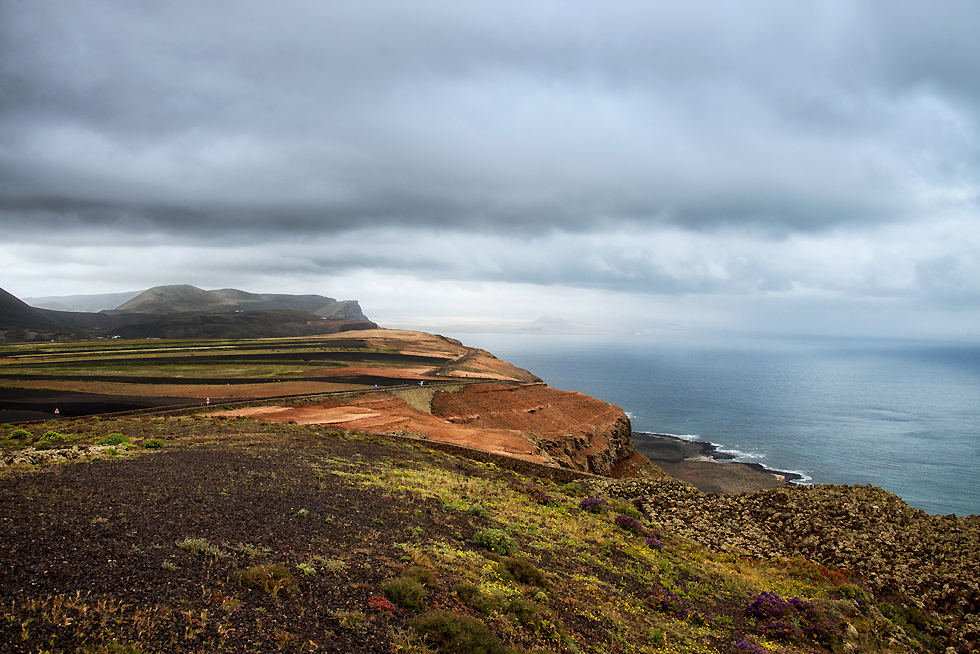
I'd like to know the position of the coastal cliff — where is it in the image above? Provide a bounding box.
[430,382,659,478]
[225,381,660,479]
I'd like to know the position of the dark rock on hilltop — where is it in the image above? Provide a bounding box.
[0,285,375,341]
[113,284,368,320]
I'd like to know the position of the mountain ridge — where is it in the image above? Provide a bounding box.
[1,285,375,340]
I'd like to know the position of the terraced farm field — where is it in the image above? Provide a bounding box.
[0,330,536,422]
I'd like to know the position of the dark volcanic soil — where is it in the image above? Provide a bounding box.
[0,388,210,421]
[0,424,485,653]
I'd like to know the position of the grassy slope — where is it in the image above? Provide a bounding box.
[1,416,973,654]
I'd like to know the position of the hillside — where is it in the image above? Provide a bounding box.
[1,417,977,654]
[0,287,61,330]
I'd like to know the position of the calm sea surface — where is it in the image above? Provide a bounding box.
[448,333,980,516]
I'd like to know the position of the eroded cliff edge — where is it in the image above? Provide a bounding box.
[430,382,659,478]
[224,381,660,479]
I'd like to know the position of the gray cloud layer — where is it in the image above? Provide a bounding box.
[2,1,979,337]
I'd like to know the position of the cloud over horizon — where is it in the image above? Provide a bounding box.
[2,1,979,339]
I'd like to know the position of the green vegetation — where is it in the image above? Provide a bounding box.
[236,564,297,597]
[176,537,227,560]
[0,335,440,389]
[97,432,129,445]
[471,528,518,556]
[0,411,976,653]
[410,610,509,654]
[383,576,428,610]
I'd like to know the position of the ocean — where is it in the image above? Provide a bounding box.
[447,332,980,517]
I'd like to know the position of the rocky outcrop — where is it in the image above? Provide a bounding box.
[585,477,980,652]
[430,383,661,478]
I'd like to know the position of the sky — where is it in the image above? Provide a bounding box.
[2,1,979,340]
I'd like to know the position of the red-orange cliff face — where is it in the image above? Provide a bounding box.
[223,382,658,478]
[431,383,655,478]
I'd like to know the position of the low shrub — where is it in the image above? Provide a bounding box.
[334,609,368,631]
[368,595,397,612]
[236,564,297,597]
[614,514,645,536]
[454,583,500,614]
[744,592,841,646]
[38,430,66,443]
[316,558,347,573]
[732,637,767,654]
[504,599,561,641]
[745,591,792,619]
[455,462,481,476]
[612,502,642,520]
[496,557,547,588]
[472,528,518,556]
[383,576,428,610]
[578,497,607,513]
[837,583,868,601]
[234,542,271,558]
[467,503,490,517]
[410,610,509,654]
[176,537,227,560]
[97,433,129,446]
[531,491,557,506]
[505,598,546,626]
[401,566,437,587]
[877,601,938,651]
[142,438,163,448]
[34,430,75,449]
[6,428,32,440]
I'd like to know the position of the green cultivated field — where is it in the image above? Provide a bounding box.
[0,337,449,386]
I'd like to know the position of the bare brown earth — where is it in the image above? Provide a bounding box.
[220,382,658,479]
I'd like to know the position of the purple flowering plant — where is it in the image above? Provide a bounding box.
[732,637,766,654]
[532,491,556,506]
[745,592,841,646]
[578,497,606,513]
[614,514,645,535]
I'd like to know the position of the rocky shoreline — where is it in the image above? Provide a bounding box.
[633,431,805,494]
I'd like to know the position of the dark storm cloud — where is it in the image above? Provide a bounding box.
[2,0,979,335]
[4,0,976,238]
